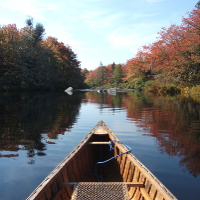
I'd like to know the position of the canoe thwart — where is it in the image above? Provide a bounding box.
[89,142,110,144]
[61,182,145,188]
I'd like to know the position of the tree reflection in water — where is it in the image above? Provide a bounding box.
[85,91,200,177]
[0,91,84,163]
[0,90,200,177]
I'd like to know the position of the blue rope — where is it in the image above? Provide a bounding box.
[96,140,132,164]
[109,140,119,151]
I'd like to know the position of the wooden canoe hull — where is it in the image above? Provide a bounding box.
[27,121,177,200]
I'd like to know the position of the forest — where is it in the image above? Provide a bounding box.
[0,2,200,94]
[0,18,85,90]
[84,2,200,95]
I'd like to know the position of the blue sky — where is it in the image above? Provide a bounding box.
[0,0,198,70]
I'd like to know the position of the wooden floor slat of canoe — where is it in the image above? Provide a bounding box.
[140,187,153,200]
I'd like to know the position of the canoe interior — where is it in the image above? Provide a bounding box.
[27,121,177,200]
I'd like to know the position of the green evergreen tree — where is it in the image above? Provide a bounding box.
[95,62,106,86]
[112,64,123,86]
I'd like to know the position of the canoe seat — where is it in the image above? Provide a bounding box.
[71,182,129,200]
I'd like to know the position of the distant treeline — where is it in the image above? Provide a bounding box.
[83,62,124,89]
[84,2,200,95]
[0,17,85,91]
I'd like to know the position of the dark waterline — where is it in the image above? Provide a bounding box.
[0,91,200,200]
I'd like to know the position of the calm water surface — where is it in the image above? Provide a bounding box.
[0,91,200,200]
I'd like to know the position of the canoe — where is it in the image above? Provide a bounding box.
[27,121,177,200]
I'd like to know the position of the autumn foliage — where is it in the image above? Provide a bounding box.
[85,63,124,88]
[0,18,84,90]
[124,5,200,89]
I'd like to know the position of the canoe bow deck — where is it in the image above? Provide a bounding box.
[27,121,177,200]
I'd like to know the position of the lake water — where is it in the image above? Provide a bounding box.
[0,90,200,200]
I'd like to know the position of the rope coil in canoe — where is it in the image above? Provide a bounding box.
[97,140,132,164]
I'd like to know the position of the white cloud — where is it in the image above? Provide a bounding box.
[131,11,161,21]
[45,24,85,49]
[81,11,122,29]
[0,0,59,20]
[107,23,159,55]
[146,0,165,2]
